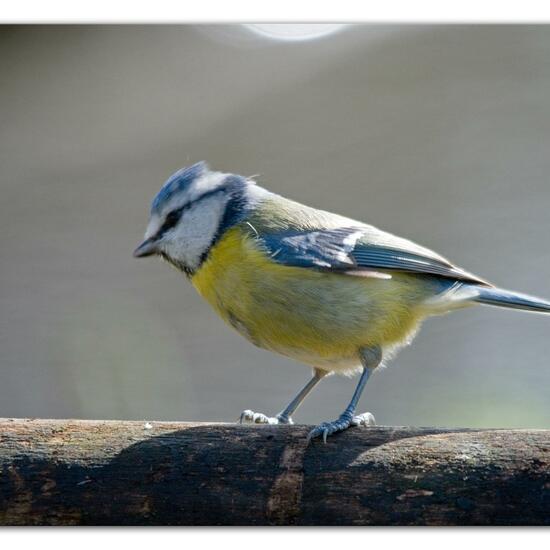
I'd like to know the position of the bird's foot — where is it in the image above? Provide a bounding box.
[239,409,293,425]
[307,411,375,443]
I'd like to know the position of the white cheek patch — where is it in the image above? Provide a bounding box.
[162,194,228,271]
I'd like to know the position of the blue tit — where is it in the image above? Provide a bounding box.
[134,161,550,441]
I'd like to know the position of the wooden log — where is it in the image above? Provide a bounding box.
[0,418,548,525]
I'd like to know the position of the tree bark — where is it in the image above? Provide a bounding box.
[0,418,548,525]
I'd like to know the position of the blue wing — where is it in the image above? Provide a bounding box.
[258,227,490,285]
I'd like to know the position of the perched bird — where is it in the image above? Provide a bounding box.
[134,162,550,441]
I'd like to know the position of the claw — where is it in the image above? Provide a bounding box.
[308,411,376,442]
[239,409,253,424]
[239,409,291,425]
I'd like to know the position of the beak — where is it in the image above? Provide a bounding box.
[133,238,158,258]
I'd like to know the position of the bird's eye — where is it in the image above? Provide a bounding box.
[161,208,182,232]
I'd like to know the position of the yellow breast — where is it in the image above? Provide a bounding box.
[191,226,433,370]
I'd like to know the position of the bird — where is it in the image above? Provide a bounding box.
[134,161,550,442]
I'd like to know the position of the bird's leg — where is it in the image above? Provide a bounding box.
[275,368,327,423]
[307,347,381,442]
[239,368,326,425]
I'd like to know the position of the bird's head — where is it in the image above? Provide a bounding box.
[133,162,254,275]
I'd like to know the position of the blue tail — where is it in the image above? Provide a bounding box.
[472,286,550,313]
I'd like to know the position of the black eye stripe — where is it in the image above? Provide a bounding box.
[155,206,184,238]
[165,208,183,227]
[155,188,226,239]
[161,207,184,232]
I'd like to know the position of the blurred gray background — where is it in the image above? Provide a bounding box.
[1,24,549,427]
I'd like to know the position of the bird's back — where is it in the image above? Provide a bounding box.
[246,189,486,278]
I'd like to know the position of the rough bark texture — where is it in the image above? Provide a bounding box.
[0,418,548,526]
